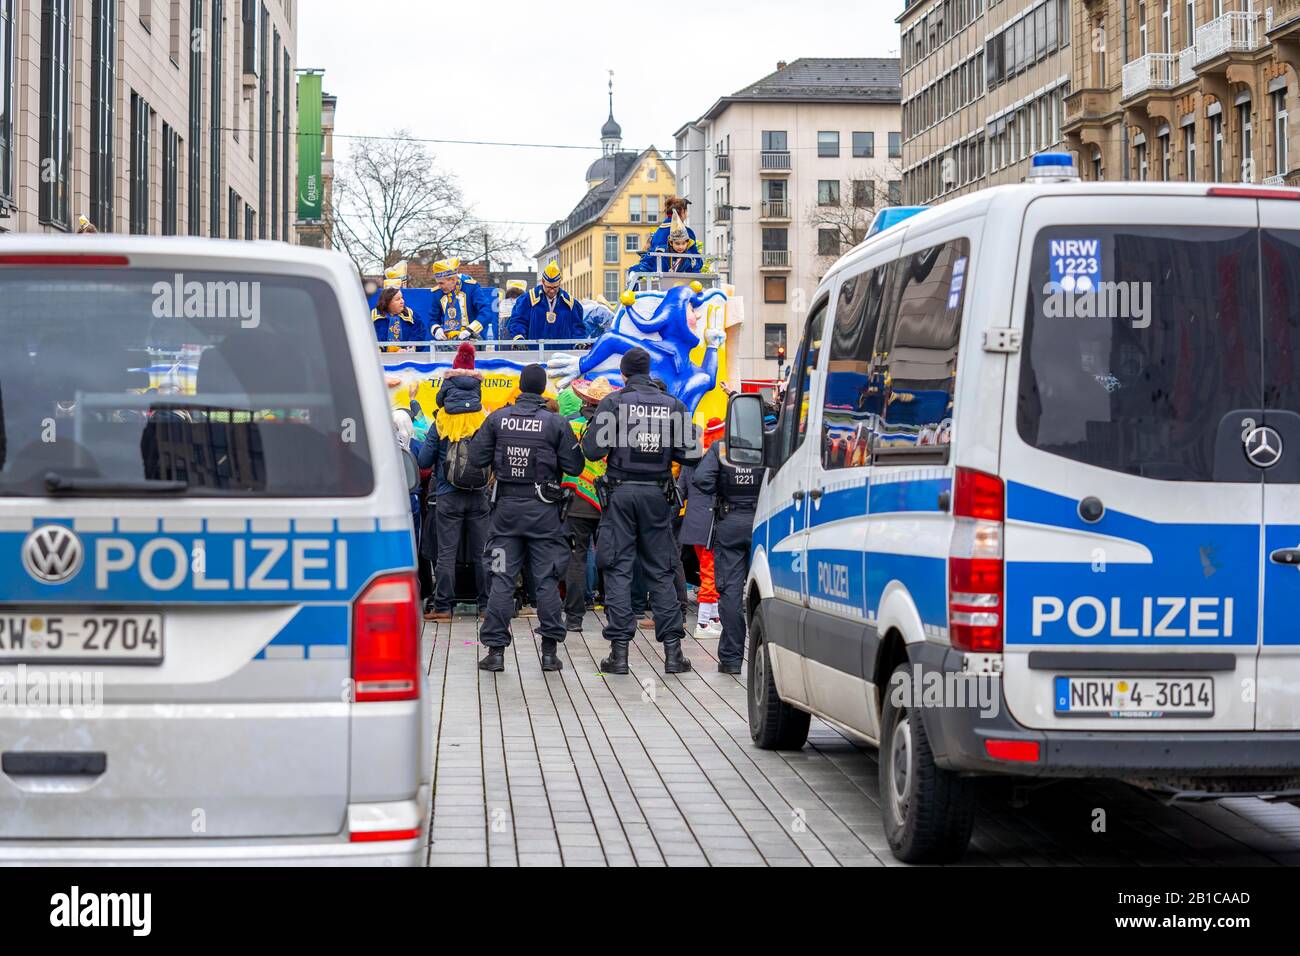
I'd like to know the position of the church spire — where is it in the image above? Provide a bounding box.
[600,69,622,156]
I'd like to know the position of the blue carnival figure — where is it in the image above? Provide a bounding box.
[507,260,586,341]
[430,258,497,340]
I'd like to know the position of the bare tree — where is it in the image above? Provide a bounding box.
[331,131,524,276]
[807,162,903,264]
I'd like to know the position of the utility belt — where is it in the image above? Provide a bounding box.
[719,497,758,516]
[595,475,678,510]
[492,480,565,505]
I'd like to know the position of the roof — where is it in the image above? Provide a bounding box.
[697,57,900,122]
[584,148,639,186]
[536,148,657,258]
[601,111,622,140]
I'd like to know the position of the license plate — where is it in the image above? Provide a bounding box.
[0,613,164,663]
[1054,676,1214,718]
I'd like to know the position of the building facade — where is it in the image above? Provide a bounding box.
[0,0,298,238]
[1066,0,1297,186]
[899,0,1073,204]
[536,99,679,302]
[674,58,902,379]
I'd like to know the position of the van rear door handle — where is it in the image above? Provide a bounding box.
[2,752,107,776]
[1271,548,1300,566]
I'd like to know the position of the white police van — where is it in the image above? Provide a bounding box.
[0,237,430,864]
[725,154,1300,862]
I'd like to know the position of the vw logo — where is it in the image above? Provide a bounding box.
[21,525,84,585]
[1245,426,1285,470]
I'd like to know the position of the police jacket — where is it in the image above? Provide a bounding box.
[675,463,714,548]
[693,442,763,510]
[469,392,584,488]
[580,374,701,483]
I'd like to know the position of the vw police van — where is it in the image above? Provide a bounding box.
[0,238,430,865]
[726,154,1300,862]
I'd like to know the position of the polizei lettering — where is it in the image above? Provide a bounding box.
[500,418,543,432]
[1031,596,1235,639]
[94,537,348,592]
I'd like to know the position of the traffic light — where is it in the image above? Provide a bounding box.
[776,345,786,364]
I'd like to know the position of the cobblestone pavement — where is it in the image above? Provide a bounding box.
[421,611,1300,867]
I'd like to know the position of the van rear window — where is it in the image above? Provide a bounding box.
[1018,226,1262,482]
[0,268,373,497]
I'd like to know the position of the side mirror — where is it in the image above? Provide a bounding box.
[723,393,765,468]
[400,447,421,493]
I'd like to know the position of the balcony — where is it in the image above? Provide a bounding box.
[715,154,730,176]
[1272,0,1300,32]
[715,205,731,223]
[1063,88,1120,130]
[1265,174,1287,185]
[760,151,792,172]
[1195,11,1265,65]
[1178,45,1197,84]
[760,199,790,219]
[1122,52,1179,99]
[761,250,791,269]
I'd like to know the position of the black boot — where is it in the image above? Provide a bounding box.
[663,639,692,674]
[600,641,630,675]
[541,638,563,672]
[478,646,505,672]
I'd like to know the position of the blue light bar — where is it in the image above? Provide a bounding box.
[867,206,928,238]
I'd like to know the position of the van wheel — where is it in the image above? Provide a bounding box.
[879,661,975,863]
[748,609,810,750]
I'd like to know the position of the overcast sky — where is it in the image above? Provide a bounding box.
[299,0,902,263]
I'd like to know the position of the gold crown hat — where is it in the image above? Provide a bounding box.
[432,257,461,281]
[668,209,689,243]
[541,260,563,284]
[383,261,408,288]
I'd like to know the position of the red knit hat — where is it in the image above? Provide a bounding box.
[703,416,725,449]
[452,342,476,370]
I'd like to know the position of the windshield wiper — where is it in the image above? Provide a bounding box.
[44,472,189,496]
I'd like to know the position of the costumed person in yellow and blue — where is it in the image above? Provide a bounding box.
[507,260,586,342]
[629,209,703,278]
[644,195,697,251]
[430,258,496,340]
[371,287,430,350]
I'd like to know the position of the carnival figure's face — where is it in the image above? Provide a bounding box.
[670,238,690,253]
[388,291,405,314]
[436,276,459,294]
[541,280,560,296]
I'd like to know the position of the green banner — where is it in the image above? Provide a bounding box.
[297,73,323,222]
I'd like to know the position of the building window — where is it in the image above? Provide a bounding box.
[210,0,224,237]
[604,270,620,301]
[1275,90,1290,177]
[257,3,267,236]
[629,196,643,223]
[817,180,841,206]
[761,228,788,252]
[888,180,902,205]
[1159,131,1171,181]
[853,179,876,208]
[625,233,640,253]
[1184,124,1197,180]
[228,188,240,239]
[188,0,203,235]
[762,130,788,152]
[281,48,290,240]
[764,277,787,304]
[1211,113,1224,182]
[130,92,151,234]
[817,131,840,158]
[270,26,279,239]
[604,233,619,263]
[241,0,259,73]
[39,0,72,229]
[245,204,255,240]
[888,131,902,159]
[818,228,840,256]
[1135,141,1148,181]
[646,165,657,181]
[90,0,116,232]
[852,131,875,158]
[1239,101,1253,182]
[645,195,660,223]
[162,125,179,235]
[763,324,788,361]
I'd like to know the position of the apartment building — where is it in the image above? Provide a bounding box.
[0,0,298,237]
[899,0,1073,204]
[1065,0,1297,185]
[674,58,902,379]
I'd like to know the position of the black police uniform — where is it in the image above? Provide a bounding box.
[470,392,585,671]
[581,374,700,673]
[693,442,763,671]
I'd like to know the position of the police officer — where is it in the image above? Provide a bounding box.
[470,364,585,673]
[693,436,763,673]
[581,347,701,675]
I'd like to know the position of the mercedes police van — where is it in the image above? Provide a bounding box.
[725,153,1300,863]
[0,238,430,865]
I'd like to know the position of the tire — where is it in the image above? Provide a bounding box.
[879,661,975,863]
[747,608,811,750]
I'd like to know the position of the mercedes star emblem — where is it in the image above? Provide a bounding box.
[1245,426,1284,470]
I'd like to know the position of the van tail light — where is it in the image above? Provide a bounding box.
[949,469,1005,654]
[0,254,130,266]
[352,572,420,702]
[1207,186,1300,201]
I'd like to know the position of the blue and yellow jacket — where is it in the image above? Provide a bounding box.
[431,275,497,339]
[507,286,586,340]
[372,307,429,348]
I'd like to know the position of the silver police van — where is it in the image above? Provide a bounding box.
[726,154,1300,862]
[0,237,430,865]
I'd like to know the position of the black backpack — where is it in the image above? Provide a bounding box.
[445,436,490,490]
